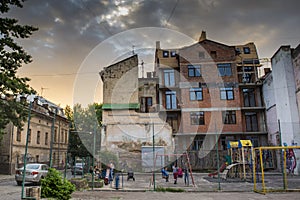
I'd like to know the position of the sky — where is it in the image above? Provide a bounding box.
[5,0,300,108]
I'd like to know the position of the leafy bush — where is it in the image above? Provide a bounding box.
[41,168,76,200]
[156,186,185,193]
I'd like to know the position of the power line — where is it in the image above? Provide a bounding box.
[166,0,180,24]
[18,71,98,77]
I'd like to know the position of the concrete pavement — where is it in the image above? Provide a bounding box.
[91,172,256,192]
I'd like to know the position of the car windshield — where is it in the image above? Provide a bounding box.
[26,164,40,170]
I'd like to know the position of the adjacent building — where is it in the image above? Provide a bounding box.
[99,54,173,171]
[262,44,300,174]
[0,95,69,174]
[154,32,267,169]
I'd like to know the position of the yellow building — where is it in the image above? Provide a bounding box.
[0,95,69,174]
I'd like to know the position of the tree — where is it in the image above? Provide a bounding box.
[64,103,102,164]
[0,0,38,139]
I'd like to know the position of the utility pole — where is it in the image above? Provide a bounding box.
[140,60,144,78]
[21,101,32,199]
[152,122,155,191]
[49,107,57,168]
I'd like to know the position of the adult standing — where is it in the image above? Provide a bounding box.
[172,164,178,184]
[109,161,115,181]
[183,165,189,186]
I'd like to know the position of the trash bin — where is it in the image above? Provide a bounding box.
[26,186,41,200]
[115,173,120,190]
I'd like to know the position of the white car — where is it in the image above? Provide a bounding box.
[71,163,85,175]
[15,163,49,186]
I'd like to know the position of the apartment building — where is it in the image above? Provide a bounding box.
[155,32,267,169]
[0,95,69,174]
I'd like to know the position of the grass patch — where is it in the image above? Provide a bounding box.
[156,186,185,193]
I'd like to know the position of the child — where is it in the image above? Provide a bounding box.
[161,167,169,182]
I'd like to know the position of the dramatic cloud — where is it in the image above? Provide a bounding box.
[6,0,300,106]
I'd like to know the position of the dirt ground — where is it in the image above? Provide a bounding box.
[71,191,300,200]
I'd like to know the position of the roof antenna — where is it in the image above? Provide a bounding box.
[140,60,144,78]
[40,87,49,97]
[132,45,135,55]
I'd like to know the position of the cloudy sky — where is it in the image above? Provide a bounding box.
[6,0,300,107]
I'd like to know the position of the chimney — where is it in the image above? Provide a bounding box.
[199,31,206,42]
[156,41,160,49]
[33,96,39,106]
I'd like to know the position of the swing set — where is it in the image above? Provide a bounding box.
[224,140,253,180]
[152,152,196,187]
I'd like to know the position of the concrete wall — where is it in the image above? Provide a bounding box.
[100,54,174,171]
[271,46,300,146]
[100,54,139,104]
[270,46,300,174]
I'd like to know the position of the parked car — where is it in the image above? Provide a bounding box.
[15,163,49,186]
[71,163,85,175]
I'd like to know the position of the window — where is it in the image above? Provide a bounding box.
[165,91,177,109]
[188,65,201,77]
[163,69,175,87]
[210,51,217,58]
[163,50,169,57]
[217,63,232,76]
[199,52,205,59]
[61,130,64,143]
[37,131,40,144]
[243,88,256,107]
[190,88,203,101]
[140,97,153,113]
[54,128,57,142]
[190,112,205,125]
[242,73,252,83]
[45,132,48,145]
[243,47,250,54]
[220,87,234,100]
[245,112,258,132]
[28,129,31,143]
[65,130,68,144]
[243,66,253,72]
[170,51,176,57]
[166,114,179,133]
[223,111,236,124]
[16,128,21,142]
[191,136,203,151]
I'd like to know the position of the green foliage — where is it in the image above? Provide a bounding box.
[99,150,118,168]
[41,168,76,200]
[0,0,38,138]
[156,186,185,193]
[65,103,102,160]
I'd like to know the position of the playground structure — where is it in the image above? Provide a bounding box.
[153,152,195,187]
[253,145,300,194]
[209,140,253,180]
